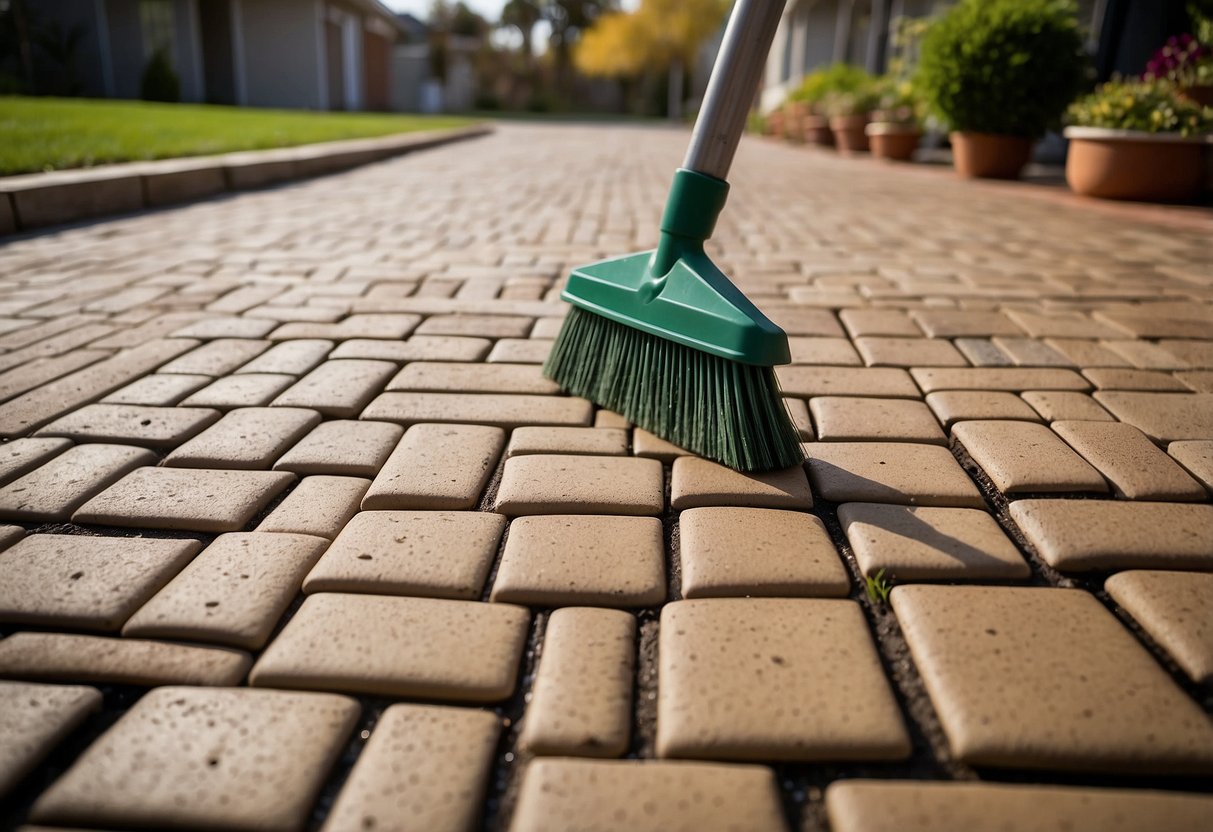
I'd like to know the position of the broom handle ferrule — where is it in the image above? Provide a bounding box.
[682,0,787,180]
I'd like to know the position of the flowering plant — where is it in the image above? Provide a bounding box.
[1067,78,1213,136]
[1143,34,1213,86]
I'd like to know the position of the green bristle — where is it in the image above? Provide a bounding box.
[544,306,805,472]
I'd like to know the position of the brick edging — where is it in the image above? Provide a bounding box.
[0,124,494,236]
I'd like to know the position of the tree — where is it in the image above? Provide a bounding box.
[542,0,617,102]
[501,0,543,57]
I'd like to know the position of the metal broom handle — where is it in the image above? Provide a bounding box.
[683,0,787,181]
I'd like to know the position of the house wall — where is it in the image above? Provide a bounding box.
[237,0,324,108]
[105,0,144,98]
[198,0,238,104]
[29,0,111,96]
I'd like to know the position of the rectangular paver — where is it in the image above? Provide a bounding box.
[271,359,396,417]
[0,444,156,522]
[670,458,813,511]
[272,419,403,477]
[952,420,1108,494]
[163,406,321,469]
[911,368,1090,393]
[362,391,592,428]
[776,366,919,398]
[0,682,101,799]
[35,403,219,447]
[1093,392,1213,443]
[1052,420,1206,500]
[0,437,71,486]
[362,423,503,510]
[257,475,369,538]
[494,455,663,516]
[0,632,250,686]
[1105,570,1213,685]
[804,442,984,508]
[811,396,946,444]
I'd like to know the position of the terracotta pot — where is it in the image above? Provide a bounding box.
[784,101,808,143]
[950,132,1033,179]
[1180,84,1213,108]
[866,123,922,161]
[801,114,835,146]
[767,109,786,138]
[830,115,870,155]
[1063,126,1209,202]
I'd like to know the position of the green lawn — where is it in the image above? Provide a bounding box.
[0,97,476,176]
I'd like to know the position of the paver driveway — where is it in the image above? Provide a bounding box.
[0,123,1212,831]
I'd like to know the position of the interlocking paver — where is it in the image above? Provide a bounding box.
[330,334,491,362]
[658,598,909,761]
[1044,338,1132,367]
[1052,420,1205,500]
[157,338,270,375]
[953,337,1013,367]
[102,372,211,405]
[171,316,278,339]
[486,337,553,363]
[1102,339,1191,370]
[362,391,592,428]
[1009,499,1213,571]
[911,367,1090,393]
[491,515,665,607]
[855,336,968,367]
[163,406,320,469]
[180,372,295,408]
[991,337,1073,367]
[0,682,101,799]
[776,366,919,398]
[811,396,946,444]
[495,455,664,516]
[234,339,332,374]
[1169,440,1213,492]
[415,313,533,337]
[323,704,501,832]
[912,310,1024,338]
[826,780,1213,832]
[840,308,921,337]
[270,313,421,340]
[892,585,1213,773]
[633,427,691,461]
[0,437,70,486]
[0,632,250,686]
[1083,368,1188,391]
[250,593,529,701]
[804,442,984,507]
[123,532,327,649]
[952,420,1108,494]
[679,507,848,598]
[387,361,559,394]
[670,457,812,511]
[1105,570,1213,684]
[29,687,358,831]
[273,418,403,476]
[35,403,219,447]
[303,510,504,599]
[788,336,862,365]
[509,758,788,832]
[74,467,294,532]
[1093,392,1213,443]
[1177,369,1213,392]
[270,358,395,417]
[1021,390,1114,421]
[839,503,1029,580]
[507,426,628,457]
[362,423,503,510]
[0,444,156,522]
[519,607,635,756]
[0,535,199,631]
[257,475,368,538]
[924,390,1039,428]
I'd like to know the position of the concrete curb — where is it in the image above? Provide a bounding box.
[0,124,493,236]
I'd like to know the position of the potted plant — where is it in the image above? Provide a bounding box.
[1143,33,1213,107]
[1064,78,1213,201]
[787,63,872,146]
[824,82,881,155]
[866,77,924,161]
[917,0,1088,179]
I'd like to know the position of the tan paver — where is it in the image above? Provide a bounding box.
[494,455,663,516]
[270,359,395,417]
[171,316,278,339]
[1009,499,1213,571]
[826,780,1213,832]
[911,368,1090,393]
[0,682,101,798]
[1053,420,1206,500]
[235,339,332,374]
[1105,570,1213,684]
[102,373,210,406]
[892,585,1213,773]
[387,361,559,394]
[507,426,628,457]
[991,337,1073,367]
[855,336,968,367]
[157,338,270,375]
[1094,392,1213,442]
[180,373,295,408]
[303,510,505,599]
[594,409,630,428]
[1105,340,1195,371]
[74,467,294,532]
[804,442,985,508]
[29,686,358,832]
[362,391,592,428]
[272,418,403,477]
[1044,337,1133,367]
[679,507,848,598]
[257,475,369,538]
[811,396,946,444]
[519,607,635,756]
[783,396,814,439]
[1083,368,1188,391]
[509,758,788,832]
[323,704,501,832]
[0,525,22,552]
[658,598,909,761]
[35,403,219,447]
[952,420,1108,494]
[330,334,491,362]
[0,444,156,522]
[1021,390,1114,421]
[415,313,532,337]
[787,336,862,365]
[912,310,1024,338]
[840,308,922,337]
[767,306,846,337]
[776,366,919,398]
[0,632,250,686]
[163,406,321,469]
[839,503,1029,581]
[491,515,665,607]
[250,593,530,701]
[122,532,327,649]
[924,390,1039,429]
[633,427,691,461]
[0,535,200,631]
[362,423,503,510]
[1178,369,1213,392]
[487,337,553,363]
[670,458,812,511]
[1169,440,1213,492]
[270,313,421,340]
[0,437,70,486]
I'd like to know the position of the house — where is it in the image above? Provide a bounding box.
[38,0,406,111]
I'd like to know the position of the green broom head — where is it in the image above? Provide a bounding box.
[543,168,803,472]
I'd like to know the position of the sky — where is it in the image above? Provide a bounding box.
[383,0,510,23]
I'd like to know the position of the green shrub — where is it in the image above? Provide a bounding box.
[1067,79,1213,136]
[140,48,180,102]
[916,0,1087,137]
[786,63,873,110]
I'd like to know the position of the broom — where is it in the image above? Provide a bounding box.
[543,0,802,472]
